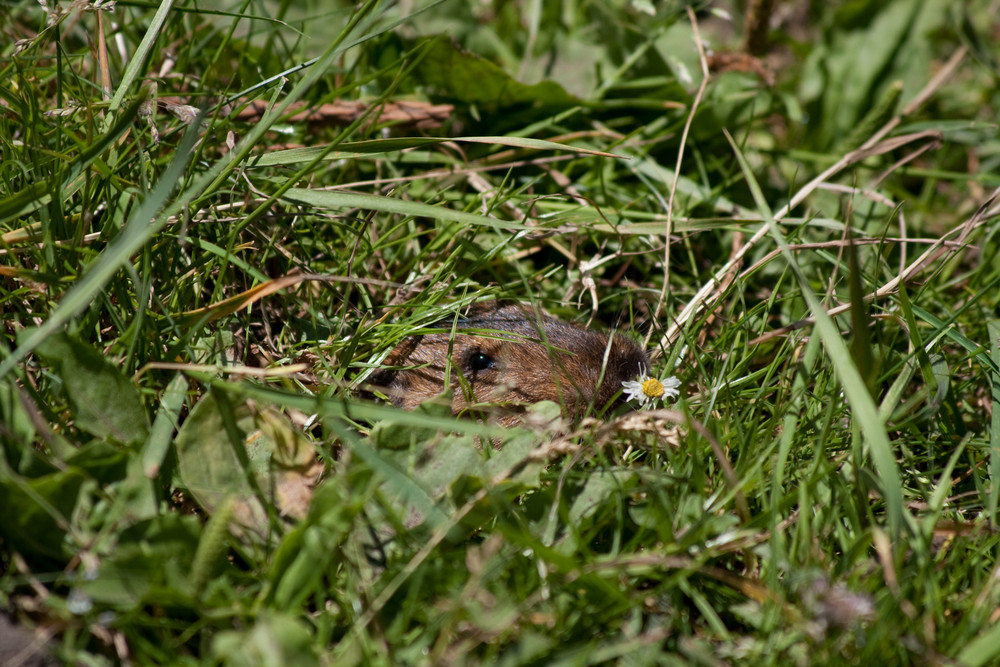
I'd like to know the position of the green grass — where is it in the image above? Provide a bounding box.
[2,0,1000,664]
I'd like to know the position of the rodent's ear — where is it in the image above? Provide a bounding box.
[379,336,420,369]
[463,299,525,321]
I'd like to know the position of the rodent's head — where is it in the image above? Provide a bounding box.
[372,302,649,423]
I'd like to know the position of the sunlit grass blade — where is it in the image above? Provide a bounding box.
[283,188,535,231]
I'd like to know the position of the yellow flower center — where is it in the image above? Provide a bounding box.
[641,377,664,398]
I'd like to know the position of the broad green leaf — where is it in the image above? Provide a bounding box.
[213,612,320,667]
[567,469,638,526]
[174,392,320,539]
[32,331,149,446]
[365,400,552,533]
[414,36,577,108]
[0,466,86,560]
[80,514,202,608]
[174,392,265,528]
[0,377,40,473]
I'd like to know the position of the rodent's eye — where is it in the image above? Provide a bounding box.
[468,351,496,371]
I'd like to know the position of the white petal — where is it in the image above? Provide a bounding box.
[660,376,681,399]
[621,380,643,403]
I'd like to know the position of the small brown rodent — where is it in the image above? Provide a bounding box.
[372,301,649,423]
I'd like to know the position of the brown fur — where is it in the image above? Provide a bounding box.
[372,302,649,424]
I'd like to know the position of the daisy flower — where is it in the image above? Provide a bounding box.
[622,366,681,409]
